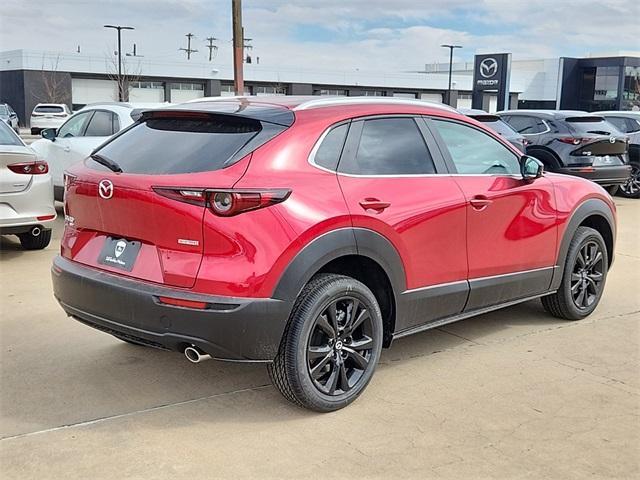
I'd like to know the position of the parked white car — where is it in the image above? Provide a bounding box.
[30,103,72,135]
[0,121,56,250]
[30,102,170,200]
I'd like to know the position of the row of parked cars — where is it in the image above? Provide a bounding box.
[1,99,638,252]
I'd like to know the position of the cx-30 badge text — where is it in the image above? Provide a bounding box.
[99,179,114,199]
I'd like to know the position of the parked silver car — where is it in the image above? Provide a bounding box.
[0,103,20,133]
[0,122,56,249]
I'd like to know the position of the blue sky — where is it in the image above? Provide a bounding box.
[1,0,638,71]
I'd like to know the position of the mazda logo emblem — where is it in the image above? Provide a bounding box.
[98,179,113,199]
[479,58,498,78]
[609,137,616,144]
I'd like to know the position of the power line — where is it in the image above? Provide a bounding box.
[179,33,198,60]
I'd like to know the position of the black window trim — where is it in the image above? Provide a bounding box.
[309,114,449,177]
[424,116,523,177]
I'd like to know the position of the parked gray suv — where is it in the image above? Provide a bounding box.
[499,110,631,194]
[597,111,640,198]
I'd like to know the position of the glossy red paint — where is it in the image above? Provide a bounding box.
[61,97,614,301]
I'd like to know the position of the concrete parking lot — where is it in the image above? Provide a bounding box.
[1,199,638,479]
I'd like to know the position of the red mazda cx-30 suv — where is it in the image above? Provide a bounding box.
[52,96,616,411]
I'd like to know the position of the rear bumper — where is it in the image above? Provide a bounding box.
[51,256,292,362]
[556,165,632,186]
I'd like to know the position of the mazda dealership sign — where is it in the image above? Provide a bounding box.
[472,53,512,110]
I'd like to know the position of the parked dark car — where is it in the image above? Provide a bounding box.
[459,108,527,152]
[598,111,640,198]
[53,97,617,411]
[498,110,631,193]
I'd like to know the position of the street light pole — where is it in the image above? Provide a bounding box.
[104,24,135,101]
[232,0,244,95]
[441,44,462,106]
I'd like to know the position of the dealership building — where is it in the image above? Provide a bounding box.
[0,49,638,126]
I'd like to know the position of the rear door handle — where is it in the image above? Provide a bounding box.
[470,195,492,211]
[359,198,391,212]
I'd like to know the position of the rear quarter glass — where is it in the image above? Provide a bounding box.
[92,114,287,175]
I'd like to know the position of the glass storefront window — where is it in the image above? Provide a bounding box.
[622,66,640,111]
[594,66,619,101]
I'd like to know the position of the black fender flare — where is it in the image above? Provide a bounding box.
[272,227,406,303]
[550,198,616,290]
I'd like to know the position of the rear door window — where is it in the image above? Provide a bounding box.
[84,111,115,136]
[338,117,436,175]
[94,114,267,174]
[432,119,521,175]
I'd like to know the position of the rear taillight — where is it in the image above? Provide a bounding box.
[558,137,595,145]
[8,161,48,175]
[153,187,291,217]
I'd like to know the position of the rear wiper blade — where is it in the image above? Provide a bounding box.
[90,153,122,173]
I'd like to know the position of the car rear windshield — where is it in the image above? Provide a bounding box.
[93,114,279,174]
[35,106,64,113]
[0,123,22,146]
[566,117,620,135]
[474,117,517,136]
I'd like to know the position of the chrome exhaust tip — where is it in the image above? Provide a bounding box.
[31,226,41,237]
[184,345,211,363]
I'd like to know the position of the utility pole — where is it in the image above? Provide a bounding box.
[232,0,244,95]
[104,24,135,102]
[205,37,218,62]
[180,33,198,60]
[441,44,462,106]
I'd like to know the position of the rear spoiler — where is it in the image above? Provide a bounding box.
[131,102,295,127]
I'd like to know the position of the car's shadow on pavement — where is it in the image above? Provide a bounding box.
[2,297,568,437]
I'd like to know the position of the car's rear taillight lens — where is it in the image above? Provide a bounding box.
[558,137,584,145]
[153,187,291,216]
[8,161,48,175]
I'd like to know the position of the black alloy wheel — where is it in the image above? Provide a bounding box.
[307,296,375,396]
[542,226,608,320]
[268,274,383,412]
[618,164,640,198]
[570,240,605,310]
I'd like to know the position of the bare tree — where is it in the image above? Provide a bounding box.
[38,55,68,103]
[105,53,141,102]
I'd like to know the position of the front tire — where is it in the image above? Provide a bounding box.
[542,227,608,320]
[18,229,52,250]
[268,274,383,412]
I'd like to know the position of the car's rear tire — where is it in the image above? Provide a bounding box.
[268,273,383,412]
[541,226,608,320]
[617,163,640,199]
[18,229,52,250]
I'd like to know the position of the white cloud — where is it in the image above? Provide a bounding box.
[0,0,638,73]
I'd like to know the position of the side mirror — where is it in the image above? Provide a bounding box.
[41,128,57,141]
[520,155,544,180]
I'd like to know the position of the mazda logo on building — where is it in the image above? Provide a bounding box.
[479,58,499,78]
[98,179,114,199]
